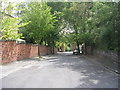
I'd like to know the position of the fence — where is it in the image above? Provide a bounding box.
[93,49,118,62]
[0,40,57,64]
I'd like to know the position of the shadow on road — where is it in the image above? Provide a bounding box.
[49,52,118,88]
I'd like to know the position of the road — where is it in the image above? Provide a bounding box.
[1,52,119,88]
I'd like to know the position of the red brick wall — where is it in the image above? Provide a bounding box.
[46,47,52,55]
[39,46,47,55]
[1,41,57,64]
[1,41,38,64]
[39,46,57,55]
[16,44,31,60]
[2,41,18,64]
[30,45,38,57]
[0,42,2,64]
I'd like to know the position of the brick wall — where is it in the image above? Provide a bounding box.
[2,41,17,64]
[0,42,2,64]
[30,45,38,57]
[46,47,52,55]
[1,41,58,64]
[39,46,57,55]
[86,46,93,55]
[39,46,47,56]
[1,41,38,64]
[93,50,118,62]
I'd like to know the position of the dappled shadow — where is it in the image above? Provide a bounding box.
[49,53,118,88]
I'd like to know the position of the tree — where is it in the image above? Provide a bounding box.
[63,2,94,53]
[47,2,70,52]
[90,2,120,51]
[1,2,27,40]
[20,2,57,56]
[21,2,56,43]
[62,2,119,53]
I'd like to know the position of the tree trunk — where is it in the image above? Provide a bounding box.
[74,25,80,54]
[52,46,54,54]
[76,40,80,54]
[91,43,94,55]
[38,38,43,58]
[38,45,40,58]
[52,41,55,54]
[83,43,87,55]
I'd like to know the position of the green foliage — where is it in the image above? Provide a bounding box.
[20,2,57,44]
[1,1,28,40]
[91,2,120,51]
[1,17,24,40]
[62,2,119,51]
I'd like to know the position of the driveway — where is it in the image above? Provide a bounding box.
[1,52,119,88]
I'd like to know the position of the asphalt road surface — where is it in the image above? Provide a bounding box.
[1,52,119,88]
